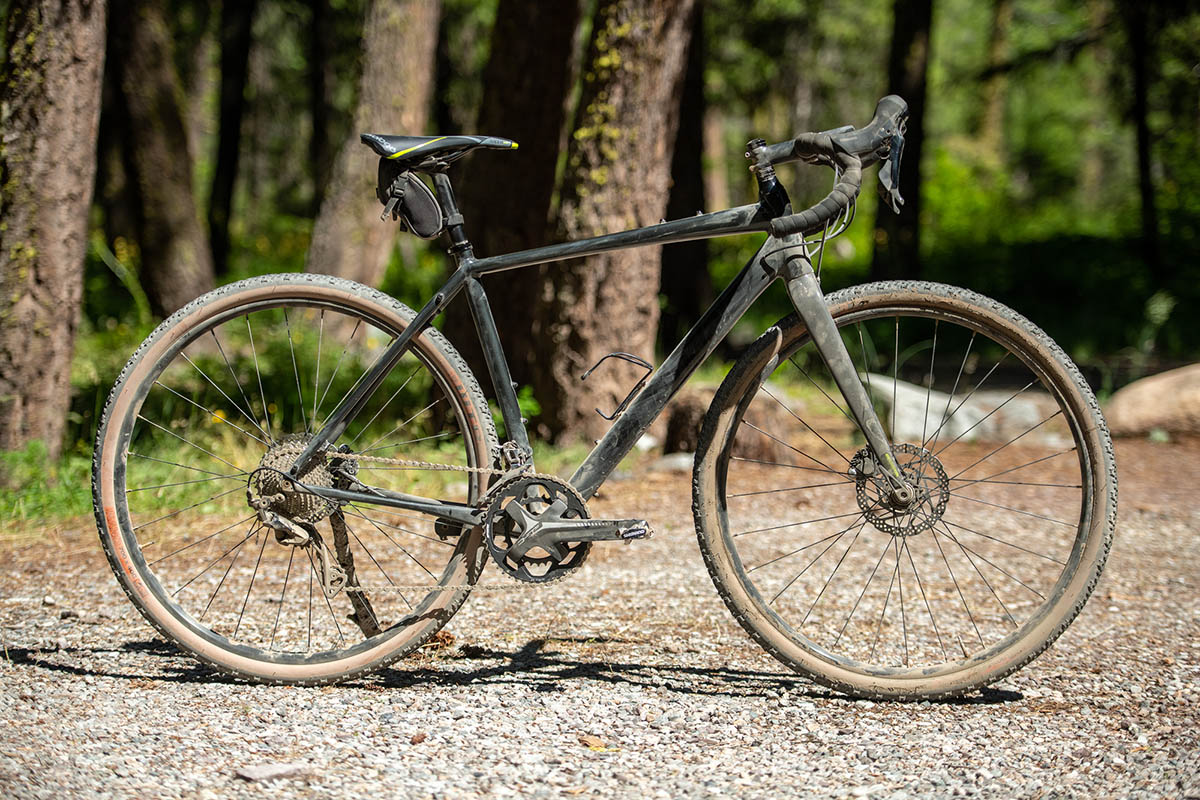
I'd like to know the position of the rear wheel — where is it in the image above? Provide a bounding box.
[693,282,1116,699]
[92,274,497,684]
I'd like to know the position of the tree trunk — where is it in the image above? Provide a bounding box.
[208,0,257,277]
[659,2,710,354]
[0,0,106,461]
[532,0,697,443]
[305,0,439,288]
[109,0,215,317]
[1125,4,1164,285]
[308,0,335,213]
[441,0,584,386]
[978,0,1012,154]
[871,0,933,281]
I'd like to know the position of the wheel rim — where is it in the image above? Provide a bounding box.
[102,287,488,668]
[716,300,1099,680]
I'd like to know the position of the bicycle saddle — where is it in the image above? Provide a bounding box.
[359,133,518,167]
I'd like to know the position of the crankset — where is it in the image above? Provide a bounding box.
[483,474,653,584]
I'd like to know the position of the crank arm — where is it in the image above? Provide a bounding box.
[506,517,652,561]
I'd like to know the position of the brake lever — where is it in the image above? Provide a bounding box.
[877,130,905,213]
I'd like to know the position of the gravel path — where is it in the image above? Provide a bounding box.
[1,437,1197,799]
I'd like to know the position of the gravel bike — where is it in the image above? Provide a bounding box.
[92,96,1116,699]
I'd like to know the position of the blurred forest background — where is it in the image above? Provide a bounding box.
[1,0,1198,514]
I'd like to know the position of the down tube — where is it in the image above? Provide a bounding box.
[570,238,778,499]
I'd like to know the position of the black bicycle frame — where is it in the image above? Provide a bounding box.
[289,175,904,524]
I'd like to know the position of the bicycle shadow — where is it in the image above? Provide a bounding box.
[1,635,1023,706]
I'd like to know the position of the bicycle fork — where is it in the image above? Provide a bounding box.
[778,254,915,505]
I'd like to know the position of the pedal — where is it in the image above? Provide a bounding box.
[618,521,653,542]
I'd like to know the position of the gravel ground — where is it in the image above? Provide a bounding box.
[0,437,1197,799]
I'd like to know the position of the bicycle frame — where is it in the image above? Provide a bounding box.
[290,175,905,524]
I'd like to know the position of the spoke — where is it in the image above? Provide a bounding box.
[146,515,257,566]
[306,549,345,648]
[361,398,444,454]
[855,323,876,404]
[769,523,851,605]
[934,381,1036,458]
[892,317,898,438]
[949,411,1064,479]
[200,525,257,622]
[735,509,865,538]
[135,415,244,473]
[313,310,324,426]
[729,480,847,498]
[320,329,397,435]
[788,355,856,426]
[948,491,1076,528]
[747,528,853,573]
[314,319,364,419]
[129,451,246,478]
[740,419,843,475]
[343,518,412,611]
[941,524,1046,602]
[171,521,259,597]
[758,385,852,464]
[949,446,1077,488]
[869,540,901,662]
[210,329,275,444]
[949,477,1080,489]
[920,320,938,446]
[941,518,1066,565]
[931,523,984,646]
[896,539,909,666]
[343,506,454,547]
[245,315,273,439]
[903,538,947,661]
[179,352,269,445]
[924,330,975,453]
[132,485,244,532]
[348,365,421,445]
[233,525,271,637]
[359,430,456,455]
[283,308,309,433]
[801,520,867,626]
[730,456,854,480]
[922,353,1010,450]
[833,531,892,647]
[153,380,269,447]
[126,473,242,493]
[269,546,296,651]
[350,507,438,579]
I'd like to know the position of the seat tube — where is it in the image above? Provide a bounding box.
[781,255,908,487]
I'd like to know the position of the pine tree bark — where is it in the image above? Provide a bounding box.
[532,0,697,442]
[658,2,710,354]
[109,0,215,317]
[208,0,257,277]
[441,0,584,386]
[871,0,933,281]
[0,0,106,460]
[305,0,439,288]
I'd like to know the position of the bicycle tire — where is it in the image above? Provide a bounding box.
[92,273,498,684]
[693,281,1116,699]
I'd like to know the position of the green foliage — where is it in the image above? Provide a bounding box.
[0,442,92,522]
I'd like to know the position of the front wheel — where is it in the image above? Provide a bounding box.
[693,282,1116,699]
[92,274,498,684]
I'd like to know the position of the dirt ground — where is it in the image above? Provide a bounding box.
[0,436,1196,798]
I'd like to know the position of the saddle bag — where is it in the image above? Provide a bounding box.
[375,158,445,239]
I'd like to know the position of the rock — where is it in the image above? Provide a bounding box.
[235,762,308,782]
[1106,364,1200,436]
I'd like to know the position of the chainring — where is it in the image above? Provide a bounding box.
[483,474,592,583]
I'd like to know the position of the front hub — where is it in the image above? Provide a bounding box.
[850,443,949,536]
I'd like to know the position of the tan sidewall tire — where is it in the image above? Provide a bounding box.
[92,274,497,684]
[692,281,1117,700]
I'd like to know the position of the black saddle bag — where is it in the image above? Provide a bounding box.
[376,158,445,239]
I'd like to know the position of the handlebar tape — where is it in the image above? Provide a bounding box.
[768,153,862,238]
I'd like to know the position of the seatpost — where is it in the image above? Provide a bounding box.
[431,172,474,260]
